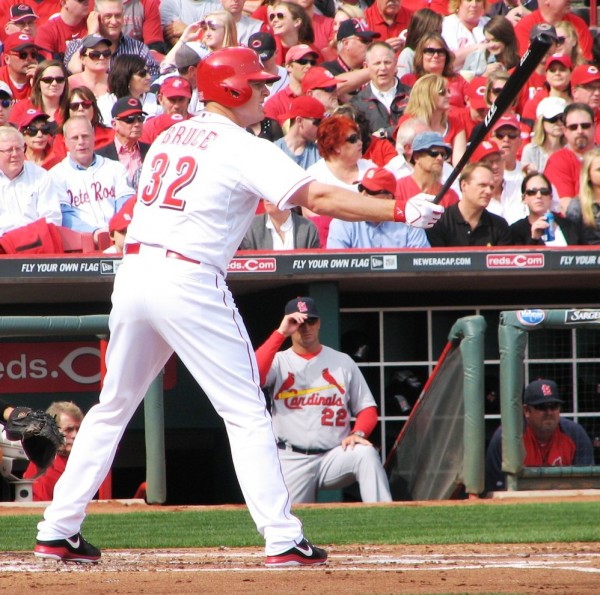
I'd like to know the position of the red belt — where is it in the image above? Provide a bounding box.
[124,243,201,265]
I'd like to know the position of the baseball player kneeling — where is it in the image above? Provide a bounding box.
[256,297,392,504]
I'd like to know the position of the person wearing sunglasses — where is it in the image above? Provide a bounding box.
[328,166,431,248]
[268,2,315,66]
[63,0,159,79]
[18,109,61,170]
[0,81,14,126]
[544,102,596,214]
[34,0,91,61]
[4,3,39,38]
[486,379,594,492]
[490,115,526,219]
[396,131,459,213]
[68,35,113,98]
[8,60,69,132]
[97,96,150,191]
[511,172,581,245]
[49,116,135,246]
[306,114,376,245]
[400,33,469,110]
[0,32,41,100]
[97,53,159,126]
[521,96,566,175]
[264,44,320,125]
[274,95,324,170]
[255,296,392,504]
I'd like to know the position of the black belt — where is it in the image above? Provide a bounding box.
[277,440,329,456]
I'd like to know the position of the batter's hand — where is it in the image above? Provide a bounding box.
[404,193,444,229]
[341,434,372,450]
[277,313,308,338]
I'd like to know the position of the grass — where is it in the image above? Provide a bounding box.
[3,501,600,551]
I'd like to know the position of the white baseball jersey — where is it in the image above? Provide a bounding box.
[50,154,135,233]
[265,346,377,451]
[0,162,62,235]
[128,111,313,272]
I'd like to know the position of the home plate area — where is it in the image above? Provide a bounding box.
[1,544,600,595]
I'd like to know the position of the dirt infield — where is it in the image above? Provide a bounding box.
[1,499,599,595]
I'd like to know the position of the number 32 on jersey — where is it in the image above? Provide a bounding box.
[139,153,198,211]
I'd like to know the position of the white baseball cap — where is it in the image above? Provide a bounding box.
[0,81,13,98]
[536,96,567,120]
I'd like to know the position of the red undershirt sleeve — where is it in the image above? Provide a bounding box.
[255,330,287,386]
[353,406,379,437]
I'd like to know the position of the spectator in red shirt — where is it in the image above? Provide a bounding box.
[396,131,459,209]
[570,64,600,146]
[34,0,91,60]
[23,402,84,502]
[0,33,40,100]
[514,0,593,61]
[0,0,61,42]
[544,102,596,213]
[365,0,412,53]
[268,2,316,65]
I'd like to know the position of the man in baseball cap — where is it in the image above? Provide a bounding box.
[485,378,594,491]
[284,296,320,319]
[5,4,39,39]
[0,81,13,126]
[158,76,192,117]
[464,76,488,137]
[275,96,324,169]
[328,166,431,248]
[395,131,458,212]
[0,33,40,99]
[264,44,318,124]
[301,66,344,114]
[571,64,600,142]
[321,18,380,81]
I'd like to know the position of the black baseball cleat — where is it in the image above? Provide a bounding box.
[34,533,101,563]
[264,538,328,567]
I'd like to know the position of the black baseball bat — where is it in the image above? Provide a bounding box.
[433,33,554,204]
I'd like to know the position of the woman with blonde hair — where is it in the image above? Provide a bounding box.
[442,0,490,74]
[402,73,466,165]
[555,21,585,67]
[566,148,600,244]
[521,97,566,175]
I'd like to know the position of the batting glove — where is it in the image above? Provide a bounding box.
[394,193,444,229]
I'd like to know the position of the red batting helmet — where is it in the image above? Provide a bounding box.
[197,47,280,108]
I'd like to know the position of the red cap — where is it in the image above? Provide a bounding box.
[18,108,49,130]
[465,76,487,110]
[286,44,318,64]
[491,114,520,133]
[286,95,325,120]
[571,64,600,87]
[471,140,501,162]
[359,168,397,196]
[109,197,136,233]
[301,67,344,94]
[160,76,192,99]
[4,32,39,53]
[546,53,572,70]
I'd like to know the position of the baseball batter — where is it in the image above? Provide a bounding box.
[33,47,442,567]
[256,297,392,503]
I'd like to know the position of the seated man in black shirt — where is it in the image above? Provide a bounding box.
[426,162,514,247]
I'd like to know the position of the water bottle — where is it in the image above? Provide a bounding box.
[542,212,555,242]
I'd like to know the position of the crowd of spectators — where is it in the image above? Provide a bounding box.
[1,0,600,254]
